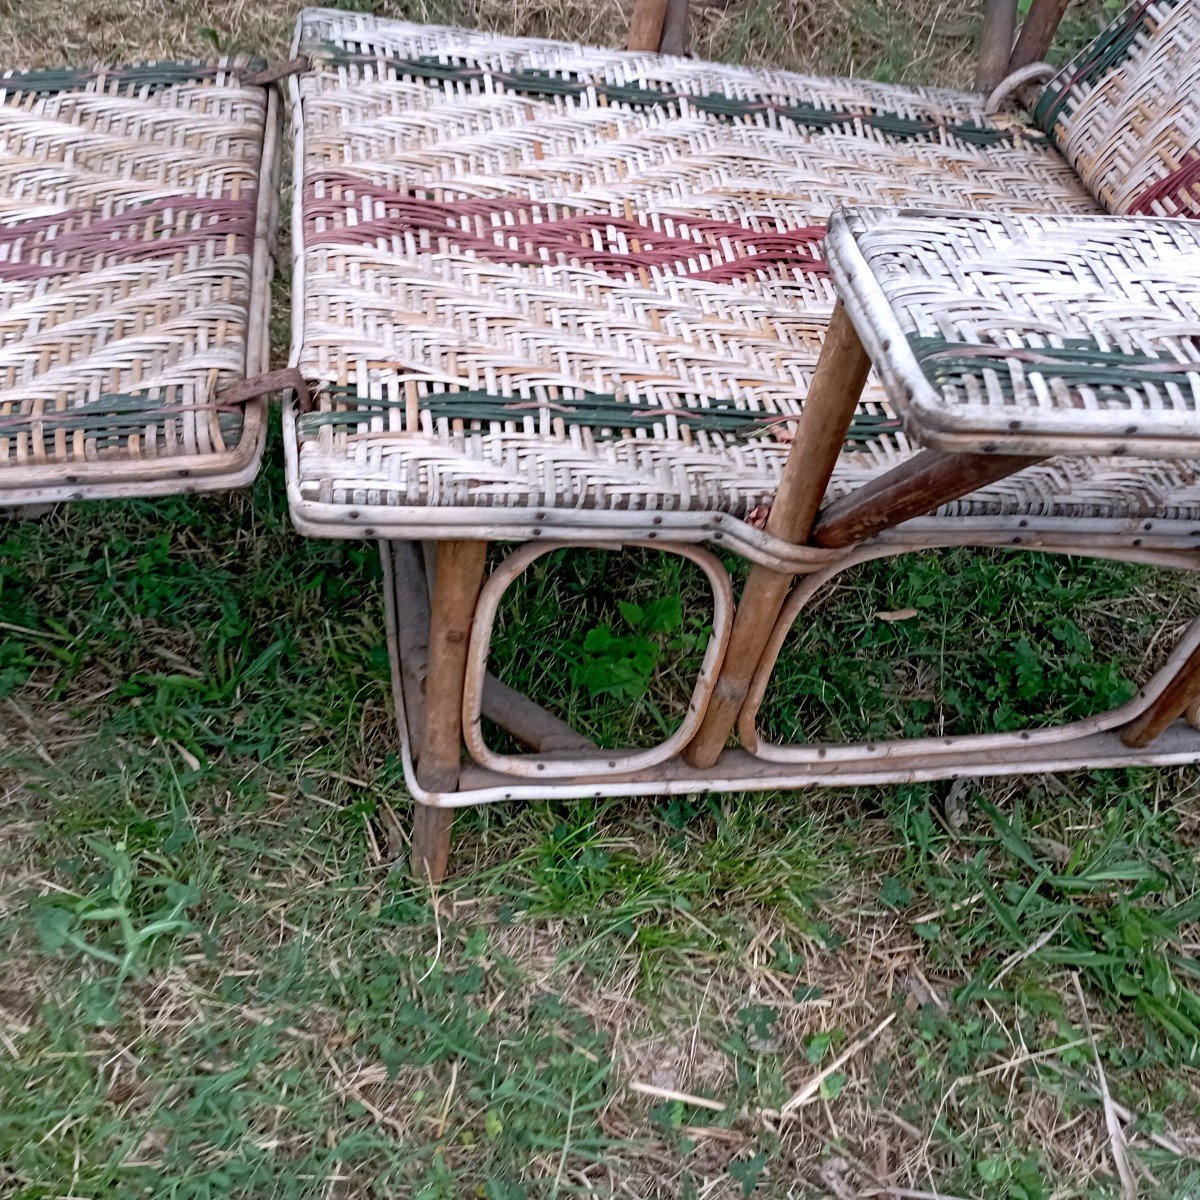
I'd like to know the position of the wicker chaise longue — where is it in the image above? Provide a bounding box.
[2,1,1198,886]
[0,60,282,506]
[281,0,1200,880]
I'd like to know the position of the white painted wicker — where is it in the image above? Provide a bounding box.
[286,4,1200,550]
[826,208,1200,458]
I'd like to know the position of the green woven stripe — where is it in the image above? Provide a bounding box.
[1033,0,1167,132]
[0,392,245,441]
[315,45,1041,148]
[910,335,1200,398]
[0,60,268,96]
[691,89,1023,146]
[297,385,901,444]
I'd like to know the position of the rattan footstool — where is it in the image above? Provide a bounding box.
[0,59,282,506]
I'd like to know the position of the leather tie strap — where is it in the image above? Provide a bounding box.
[218,367,311,412]
[239,56,310,87]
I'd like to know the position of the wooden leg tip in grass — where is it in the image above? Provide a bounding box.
[410,803,454,884]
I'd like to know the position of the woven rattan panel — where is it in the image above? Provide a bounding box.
[830,209,1200,458]
[288,10,1200,534]
[1035,0,1200,219]
[0,60,276,503]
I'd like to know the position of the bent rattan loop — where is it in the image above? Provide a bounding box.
[738,542,1200,760]
[984,62,1058,114]
[461,540,734,779]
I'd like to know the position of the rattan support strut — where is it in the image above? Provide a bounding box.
[683,303,871,770]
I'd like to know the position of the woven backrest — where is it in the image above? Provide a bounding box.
[1034,0,1200,217]
[0,60,274,498]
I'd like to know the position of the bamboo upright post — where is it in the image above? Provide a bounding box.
[1008,0,1072,73]
[683,303,872,769]
[976,0,1019,90]
[628,0,671,51]
[660,0,690,56]
[412,539,488,881]
[411,806,455,885]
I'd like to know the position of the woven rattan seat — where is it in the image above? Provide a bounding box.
[287,3,1200,541]
[0,59,280,505]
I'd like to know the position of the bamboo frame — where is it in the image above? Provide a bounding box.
[379,534,1200,813]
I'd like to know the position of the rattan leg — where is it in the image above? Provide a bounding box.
[628,0,670,50]
[388,541,433,754]
[411,804,455,886]
[1121,642,1200,748]
[683,302,872,769]
[1008,0,1072,72]
[975,0,1018,89]
[660,0,690,55]
[411,539,488,881]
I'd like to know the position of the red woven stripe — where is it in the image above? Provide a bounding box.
[0,193,257,281]
[1126,154,1200,217]
[304,174,827,283]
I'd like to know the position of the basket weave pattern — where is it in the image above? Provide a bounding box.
[289,5,1200,533]
[833,209,1200,455]
[0,61,272,499]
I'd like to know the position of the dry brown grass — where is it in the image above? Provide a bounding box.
[0,0,997,84]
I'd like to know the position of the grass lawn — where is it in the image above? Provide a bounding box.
[2,1,1199,1196]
